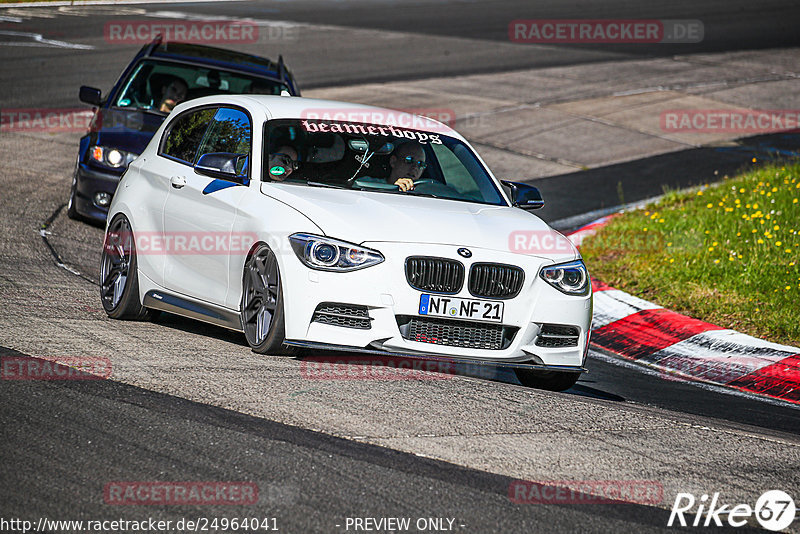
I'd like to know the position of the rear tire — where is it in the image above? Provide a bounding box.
[100,214,151,320]
[240,244,293,355]
[515,369,581,392]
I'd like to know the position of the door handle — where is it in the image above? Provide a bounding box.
[170,176,187,189]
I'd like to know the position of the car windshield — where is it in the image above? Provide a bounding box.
[113,59,288,114]
[262,118,507,206]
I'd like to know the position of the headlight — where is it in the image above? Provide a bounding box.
[289,233,384,272]
[90,146,138,169]
[539,259,590,295]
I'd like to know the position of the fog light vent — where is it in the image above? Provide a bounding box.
[535,324,580,347]
[312,303,372,329]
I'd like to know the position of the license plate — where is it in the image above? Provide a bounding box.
[418,294,504,323]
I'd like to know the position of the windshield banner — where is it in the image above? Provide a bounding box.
[300,119,443,144]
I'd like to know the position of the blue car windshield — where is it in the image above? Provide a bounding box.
[113,59,288,114]
[262,118,507,206]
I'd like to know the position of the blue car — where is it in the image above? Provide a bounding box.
[68,37,301,223]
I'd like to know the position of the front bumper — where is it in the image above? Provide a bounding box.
[279,242,592,369]
[72,162,123,223]
[285,340,588,372]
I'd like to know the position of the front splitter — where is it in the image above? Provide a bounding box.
[284,339,587,373]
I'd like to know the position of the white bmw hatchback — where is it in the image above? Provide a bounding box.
[101,95,592,391]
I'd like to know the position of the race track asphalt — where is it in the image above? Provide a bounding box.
[1,1,799,532]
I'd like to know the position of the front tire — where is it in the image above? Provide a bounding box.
[100,214,151,320]
[515,369,581,392]
[67,175,83,221]
[240,244,292,354]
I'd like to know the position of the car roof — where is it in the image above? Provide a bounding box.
[149,42,288,80]
[216,95,460,138]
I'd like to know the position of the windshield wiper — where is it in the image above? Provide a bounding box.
[306,181,351,189]
[405,191,442,199]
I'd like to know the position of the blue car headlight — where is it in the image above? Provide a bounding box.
[90,146,138,169]
[289,233,384,272]
[539,259,590,296]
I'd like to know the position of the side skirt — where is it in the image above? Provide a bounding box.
[143,290,242,332]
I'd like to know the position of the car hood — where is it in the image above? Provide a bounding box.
[260,183,577,260]
[93,108,165,155]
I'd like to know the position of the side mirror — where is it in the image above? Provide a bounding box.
[501,180,544,210]
[195,152,247,181]
[79,86,102,106]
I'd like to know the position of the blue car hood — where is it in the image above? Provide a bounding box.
[93,108,165,155]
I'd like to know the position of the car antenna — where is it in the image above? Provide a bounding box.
[144,35,163,57]
[278,55,289,89]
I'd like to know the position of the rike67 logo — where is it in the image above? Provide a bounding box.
[668,490,796,531]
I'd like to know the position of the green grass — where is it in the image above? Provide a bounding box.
[581,160,800,347]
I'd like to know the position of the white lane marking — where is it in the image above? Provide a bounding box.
[2,0,231,9]
[145,9,301,28]
[643,329,799,381]
[690,329,799,357]
[1,6,146,19]
[591,289,661,330]
[0,30,93,49]
[1,8,58,19]
[58,6,146,16]
[137,10,303,44]
[0,15,23,23]
[589,349,800,410]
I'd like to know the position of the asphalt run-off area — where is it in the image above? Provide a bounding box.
[1,1,799,533]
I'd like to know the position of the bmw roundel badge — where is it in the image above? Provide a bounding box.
[457,248,472,258]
